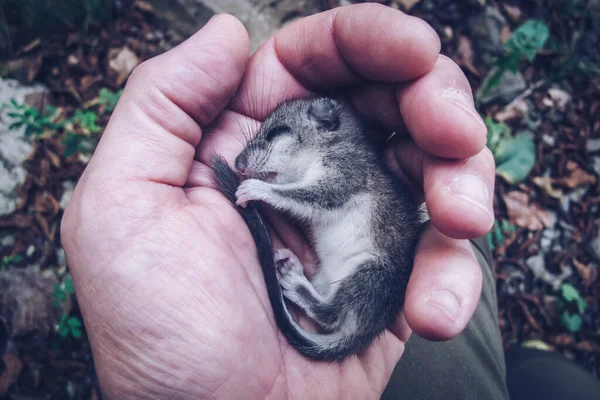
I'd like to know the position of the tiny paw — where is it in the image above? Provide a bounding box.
[235,179,269,208]
[275,248,305,278]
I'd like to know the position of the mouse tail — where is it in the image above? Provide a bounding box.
[211,156,370,361]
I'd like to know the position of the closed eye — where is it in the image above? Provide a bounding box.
[265,125,291,141]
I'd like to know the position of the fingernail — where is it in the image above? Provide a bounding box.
[442,89,486,132]
[428,289,459,323]
[450,174,490,214]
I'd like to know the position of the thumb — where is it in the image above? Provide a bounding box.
[87,14,249,187]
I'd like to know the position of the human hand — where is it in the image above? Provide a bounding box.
[61,4,494,399]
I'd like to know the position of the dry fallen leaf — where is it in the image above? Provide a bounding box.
[501,25,512,44]
[108,46,140,86]
[575,340,600,352]
[503,3,522,21]
[532,176,564,199]
[134,0,154,12]
[0,353,23,395]
[495,99,528,121]
[554,161,597,189]
[0,267,67,338]
[394,0,421,11]
[456,35,480,76]
[503,191,556,230]
[547,88,571,110]
[572,259,598,287]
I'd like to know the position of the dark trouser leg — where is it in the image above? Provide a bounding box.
[505,346,600,400]
[382,237,509,400]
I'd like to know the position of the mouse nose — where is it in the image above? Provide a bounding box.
[235,153,248,175]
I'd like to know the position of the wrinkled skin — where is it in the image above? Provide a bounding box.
[61,5,495,400]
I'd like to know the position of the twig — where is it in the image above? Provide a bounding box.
[504,79,547,112]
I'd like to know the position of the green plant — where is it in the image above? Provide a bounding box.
[478,20,550,99]
[4,99,62,137]
[487,219,516,250]
[555,283,587,332]
[53,275,75,307]
[71,109,101,134]
[485,118,536,184]
[4,99,102,157]
[1,254,23,270]
[98,88,123,113]
[56,314,83,338]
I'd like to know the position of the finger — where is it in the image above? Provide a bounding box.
[397,56,487,159]
[404,225,483,341]
[387,140,495,239]
[184,161,217,189]
[196,109,259,165]
[89,15,249,186]
[347,82,407,134]
[229,3,440,119]
[390,313,412,343]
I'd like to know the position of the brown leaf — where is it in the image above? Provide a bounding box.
[551,334,573,347]
[35,212,56,241]
[532,176,563,199]
[501,25,512,44]
[572,259,598,287]
[0,268,66,338]
[503,191,556,230]
[35,192,60,217]
[517,299,541,331]
[0,353,23,395]
[502,4,522,21]
[0,54,44,83]
[575,340,600,352]
[134,0,154,12]
[44,149,62,168]
[554,161,597,189]
[14,214,32,228]
[80,75,103,93]
[394,0,421,11]
[456,35,480,76]
[22,38,41,53]
[108,46,140,86]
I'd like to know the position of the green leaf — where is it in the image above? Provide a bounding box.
[53,283,67,307]
[560,283,587,313]
[494,132,536,183]
[501,219,516,234]
[63,276,75,294]
[485,118,511,153]
[45,105,58,116]
[67,316,82,328]
[561,283,581,302]
[505,20,550,62]
[561,311,582,332]
[486,231,495,250]
[8,122,24,130]
[494,219,505,244]
[98,88,123,113]
[71,327,83,338]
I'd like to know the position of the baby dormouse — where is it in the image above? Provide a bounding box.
[212,97,422,361]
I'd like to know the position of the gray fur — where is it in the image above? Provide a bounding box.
[232,97,422,360]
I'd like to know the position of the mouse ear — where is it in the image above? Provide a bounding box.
[308,99,339,131]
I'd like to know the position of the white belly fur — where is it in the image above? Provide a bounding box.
[309,193,377,297]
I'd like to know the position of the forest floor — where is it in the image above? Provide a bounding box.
[0,0,598,398]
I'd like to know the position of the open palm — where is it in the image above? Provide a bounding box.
[62,5,494,399]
